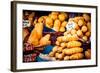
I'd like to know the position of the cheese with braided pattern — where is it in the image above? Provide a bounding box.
[63,47,83,55]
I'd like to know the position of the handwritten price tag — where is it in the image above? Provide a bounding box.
[66,21,76,31]
[23,20,31,28]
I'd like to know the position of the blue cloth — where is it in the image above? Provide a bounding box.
[43,26,55,32]
[36,45,54,62]
[42,45,53,54]
[36,56,49,62]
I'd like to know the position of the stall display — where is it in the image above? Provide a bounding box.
[23,11,91,62]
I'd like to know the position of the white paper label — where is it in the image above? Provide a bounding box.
[66,21,76,31]
[23,20,30,28]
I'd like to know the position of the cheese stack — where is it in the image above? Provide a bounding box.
[64,13,91,42]
[48,34,84,60]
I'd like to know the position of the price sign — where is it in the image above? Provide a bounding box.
[23,20,30,28]
[66,21,76,31]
